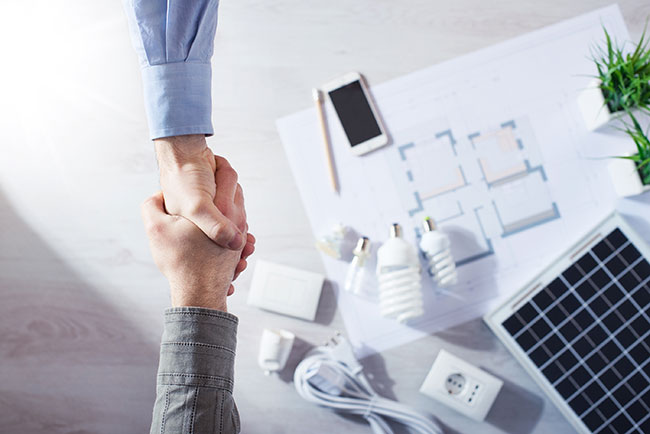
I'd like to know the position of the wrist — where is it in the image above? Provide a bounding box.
[168,274,229,312]
[154,135,209,168]
[170,288,228,312]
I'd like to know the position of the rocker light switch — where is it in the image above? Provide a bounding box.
[419,349,503,421]
[247,260,324,321]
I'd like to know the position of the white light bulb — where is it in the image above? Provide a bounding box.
[344,237,371,295]
[376,224,424,323]
[419,217,457,287]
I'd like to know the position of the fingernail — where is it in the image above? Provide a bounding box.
[228,231,243,250]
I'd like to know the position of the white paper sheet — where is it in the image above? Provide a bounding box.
[277,5,644,357]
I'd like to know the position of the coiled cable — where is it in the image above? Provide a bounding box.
[293,334,443,434]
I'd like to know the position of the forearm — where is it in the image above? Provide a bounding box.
[150,307,240,434]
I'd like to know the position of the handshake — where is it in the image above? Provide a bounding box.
[141,134,256,311]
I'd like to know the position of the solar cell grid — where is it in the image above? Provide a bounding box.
[569,396,589,414]
[606,256,627,277]
[500,226,650,433]
[564,265,583,286]
[590,268,611,289]
[614,328,636,348]
[571,366,591,385]
[547,305,567,325]
[578,253,598,274]
[515,330,536,351]
[633,261,650,279]
[593,239,613,261]
[577,280,598,301]
[574,336,595,358]
[589,296,610,316]
[620,245,641,265]
[574,309,593,329]
[543,362,564,383]
[585,324,607,345]
[561,293,581,313]
[548,278,568,298]
[533,288,554,310]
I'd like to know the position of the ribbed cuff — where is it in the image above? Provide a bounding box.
[141,62,214,140]
[157,307,238,391]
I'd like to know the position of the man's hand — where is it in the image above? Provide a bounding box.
[141,190,244,311]
[155,135,245,250]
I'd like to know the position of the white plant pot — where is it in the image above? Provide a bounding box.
[577,78,615,131]
[608,156,650,197]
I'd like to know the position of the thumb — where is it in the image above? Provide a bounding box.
[191,199,244,250]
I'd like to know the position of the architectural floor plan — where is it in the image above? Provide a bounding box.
[278,6,631,356]
[390,118,560,267]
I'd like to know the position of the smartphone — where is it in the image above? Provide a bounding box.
[322,72,388,156]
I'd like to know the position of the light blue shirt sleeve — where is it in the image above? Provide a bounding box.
[123,0,219,140]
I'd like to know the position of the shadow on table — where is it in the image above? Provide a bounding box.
[484,368,545,434]
[621,210,650,235]
[277,336,315,383]
[435,318,499,352]
[358,346,398,401]
[0,188,159,434]
[314,279,338,326]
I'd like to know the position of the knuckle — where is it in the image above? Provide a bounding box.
[145,220,166,238]
[208,220,228,241]
[140,197,154,213]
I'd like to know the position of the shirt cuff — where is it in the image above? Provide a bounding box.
[158,307,238,391]
[141,63,214,140]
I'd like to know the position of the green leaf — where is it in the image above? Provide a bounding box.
[594,22,650,114]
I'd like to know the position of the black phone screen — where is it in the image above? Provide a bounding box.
[328,80,382,146]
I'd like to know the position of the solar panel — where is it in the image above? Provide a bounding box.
[485,213,650,434]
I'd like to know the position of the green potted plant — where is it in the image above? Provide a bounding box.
[608,112,650,196]
[578,26,650,131]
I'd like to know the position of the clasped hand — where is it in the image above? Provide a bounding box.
[141,135,255,310]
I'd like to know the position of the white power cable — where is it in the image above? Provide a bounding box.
[293,334,443,434]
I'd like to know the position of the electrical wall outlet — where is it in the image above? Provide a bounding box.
[419,349,503,421]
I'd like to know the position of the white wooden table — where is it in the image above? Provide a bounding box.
[1,1,649,433]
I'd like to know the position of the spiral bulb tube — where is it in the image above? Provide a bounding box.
[419,217,457,287]
[376,224,424,323]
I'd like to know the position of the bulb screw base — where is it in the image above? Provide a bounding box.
[423,217,437,232]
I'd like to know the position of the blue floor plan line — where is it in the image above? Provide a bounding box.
[435,129,458,155]
[408,191,424,216]
[391,117,560,268]
[493,201,561,238]
[500,119,516,129]
[455,206,495,267]
[398,142,415,160]
[486,159,547,188]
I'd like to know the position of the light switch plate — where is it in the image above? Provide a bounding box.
[247,260,325,321]
[420,349,503,421]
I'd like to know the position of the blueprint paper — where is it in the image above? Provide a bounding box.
[277,5,642,357]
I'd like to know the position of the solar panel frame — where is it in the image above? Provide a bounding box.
[485,212,650,434]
